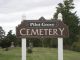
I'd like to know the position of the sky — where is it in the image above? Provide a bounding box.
[0,0,80,34]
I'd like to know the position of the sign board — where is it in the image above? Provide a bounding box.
[16,17,69,38]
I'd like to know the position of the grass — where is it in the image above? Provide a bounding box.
[0,47,21,60]
[27,47,58,60]
[0,47,80,60]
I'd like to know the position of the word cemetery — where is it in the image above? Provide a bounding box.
[20,28,64,36]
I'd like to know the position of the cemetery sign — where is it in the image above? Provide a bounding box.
[16,17,69,38]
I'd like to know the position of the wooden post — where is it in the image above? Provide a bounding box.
[58,38,63,60]
[22,38,26,60]
[58,13,63,60]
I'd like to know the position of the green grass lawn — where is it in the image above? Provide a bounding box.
[0,47,80,60]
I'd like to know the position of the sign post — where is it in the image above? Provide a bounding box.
[58,13,63,60]
[58,38,63,60]
[22,38,26,60]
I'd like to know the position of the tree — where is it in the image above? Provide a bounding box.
[0,26,5,39]
[71,26,80,52]
[6,30,18,46]
[54,0,79,49]
[0,30,18,51]
[0,26,5,48]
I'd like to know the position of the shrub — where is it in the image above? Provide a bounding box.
[71,42,80,52]
[27,47,32,53]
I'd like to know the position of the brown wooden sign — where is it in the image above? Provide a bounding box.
[16,17,69,38]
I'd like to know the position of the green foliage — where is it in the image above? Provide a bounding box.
[72,30,80,52]
[54,0,79,49]
[43,38,57,48]
[40,38,51,47]
[26,38,57,48]
[71,41,80,52]
[27,47,32,53]
[27,38,42,47]
[0,30,18,50]
[0,26,5,39]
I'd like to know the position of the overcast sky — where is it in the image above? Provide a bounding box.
[0,0,80,34]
